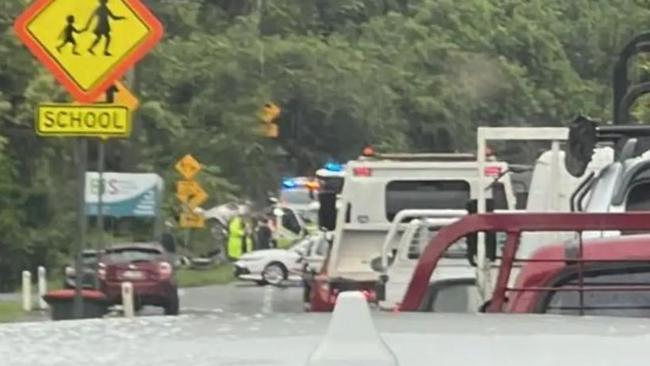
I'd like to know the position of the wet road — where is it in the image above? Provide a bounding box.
[179,282,304,314]
[0,280,306,320]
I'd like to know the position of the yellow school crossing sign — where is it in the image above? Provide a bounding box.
[36,103,131,137]
[14,0,163,103]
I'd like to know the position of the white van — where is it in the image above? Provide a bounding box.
[307,153,515,311]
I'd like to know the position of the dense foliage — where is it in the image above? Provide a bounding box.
[0,0,649,289]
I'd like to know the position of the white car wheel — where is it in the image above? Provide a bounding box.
[262,263,287,286]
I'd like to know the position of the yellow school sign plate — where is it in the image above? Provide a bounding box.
[14,0,163,103]
[37,103,131,137]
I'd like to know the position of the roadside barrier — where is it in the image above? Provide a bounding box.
[37,266,47,310]
[22,271,31,312]
[121,282,134,318]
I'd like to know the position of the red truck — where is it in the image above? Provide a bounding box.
[399,212,650,317]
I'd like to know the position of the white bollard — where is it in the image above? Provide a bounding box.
[37,266,47,310]
[121,282,134,318]
[22,271,32,312]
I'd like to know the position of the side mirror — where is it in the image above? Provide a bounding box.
[318,191,337,231]
[465,199,497,266]
[370,257,384,272]
[565,115,598,177]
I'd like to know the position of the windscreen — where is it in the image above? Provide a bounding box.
[385,180,470,221]
[280,188,314,205]
[103,248,161,263]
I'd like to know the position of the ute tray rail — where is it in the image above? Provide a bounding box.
[399,213,650,314]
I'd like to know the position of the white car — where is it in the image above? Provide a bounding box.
[234,236,316,286]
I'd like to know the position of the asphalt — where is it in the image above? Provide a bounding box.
[0,280,306,320]
[178,281,305,315]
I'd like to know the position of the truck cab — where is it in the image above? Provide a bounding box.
[308,152,515,311]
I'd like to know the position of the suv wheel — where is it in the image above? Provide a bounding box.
[164,291,180,316]
[262,262,287,286]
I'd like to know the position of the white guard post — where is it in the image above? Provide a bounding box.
[37,266,47,310]
[22,270,31,312]
[121,282,135,318]
[476,127,568,302]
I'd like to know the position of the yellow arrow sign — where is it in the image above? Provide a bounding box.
[96,81,140,111]
[260,103,281,124]
[176,180,208,209]
[180,212,205,229]
[36,103,131,137]
[175,154,201,180]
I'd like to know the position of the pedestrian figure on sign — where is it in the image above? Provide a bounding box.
[84,0,125,56]
[56,15,81,55]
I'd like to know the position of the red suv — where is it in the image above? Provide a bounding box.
[98,243,179,315]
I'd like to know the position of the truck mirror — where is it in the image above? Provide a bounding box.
[318,191,337,231]
[465,199,497,266]
[565,115,598,177]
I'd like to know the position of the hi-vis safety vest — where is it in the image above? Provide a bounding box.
[228,216,245,259]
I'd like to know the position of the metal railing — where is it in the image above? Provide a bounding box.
[399,213,650,312]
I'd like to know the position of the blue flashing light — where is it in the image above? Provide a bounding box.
[324,161,343,172]
[282,179,297,188]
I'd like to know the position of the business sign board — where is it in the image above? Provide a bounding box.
[85,172,163,217]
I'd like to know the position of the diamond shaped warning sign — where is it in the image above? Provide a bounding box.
[14,0,163,103]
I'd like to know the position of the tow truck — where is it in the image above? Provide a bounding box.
[307,150,516,311]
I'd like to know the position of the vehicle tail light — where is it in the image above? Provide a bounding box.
[484,166,502,177]
[65,266,75,277]
[353,167,372,177]
[318,281,330,294]
[361,289,377,302]
[97,262,106,280]
[159,262,173,279]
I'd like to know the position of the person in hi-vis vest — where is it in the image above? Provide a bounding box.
[227,215,246,260]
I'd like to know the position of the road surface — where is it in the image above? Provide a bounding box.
[179,282,304,315]
[0,281,305,321]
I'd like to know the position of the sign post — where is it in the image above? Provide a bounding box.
[73,139,88,318]
[14,0,164,319]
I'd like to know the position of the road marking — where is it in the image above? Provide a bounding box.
[262,286,274,314]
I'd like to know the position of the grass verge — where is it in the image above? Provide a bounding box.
[0,301,24,323]
[176,264,234,288]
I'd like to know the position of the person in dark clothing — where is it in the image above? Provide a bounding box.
[84,0,125,56]
[255,215,272,250]
[56,15,81,55]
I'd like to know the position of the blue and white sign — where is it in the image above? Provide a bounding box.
[85,172,163,217]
